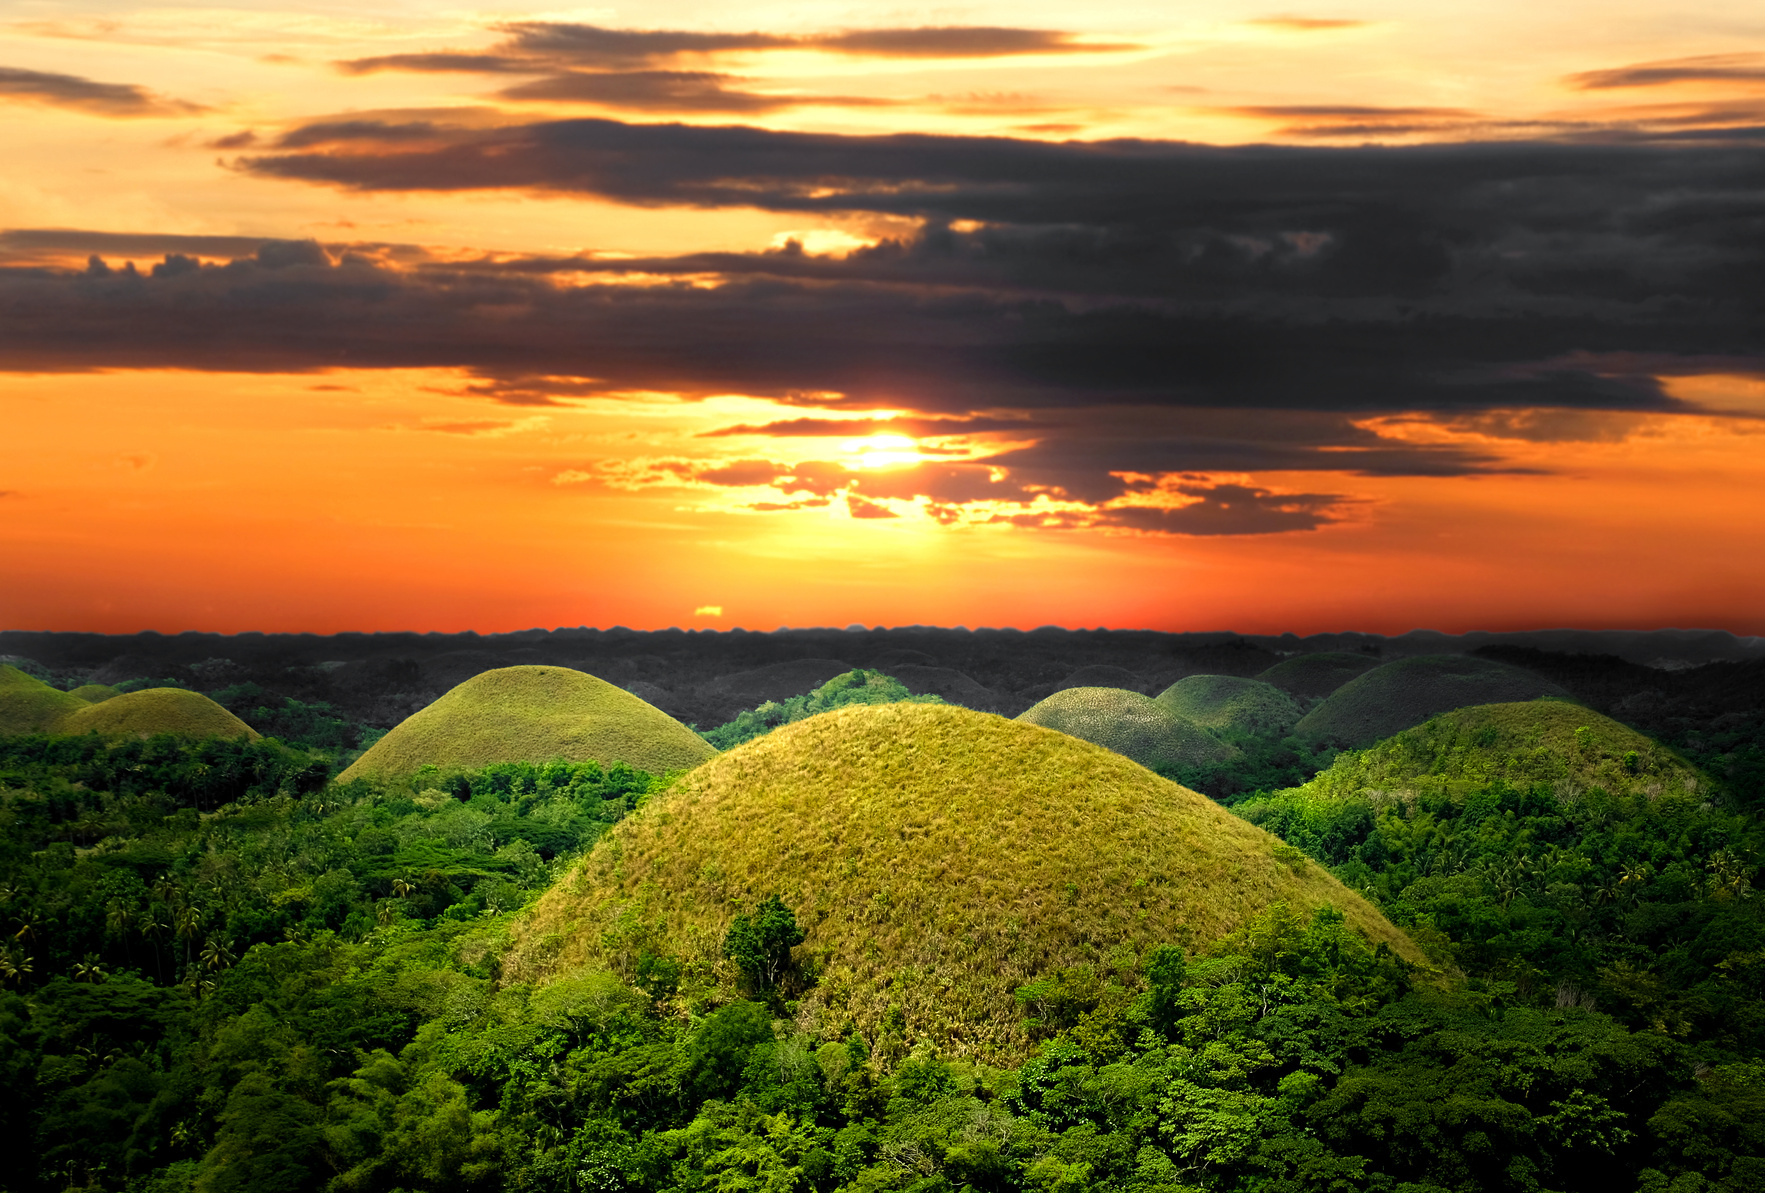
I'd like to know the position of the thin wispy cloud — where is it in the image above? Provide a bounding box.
[0,65,205,117]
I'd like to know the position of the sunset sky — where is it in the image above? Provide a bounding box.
[2,0,1762,634]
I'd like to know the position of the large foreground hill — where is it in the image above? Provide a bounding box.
[507,702,1422,1062]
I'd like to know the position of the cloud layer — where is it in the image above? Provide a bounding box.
[0,65,204,117]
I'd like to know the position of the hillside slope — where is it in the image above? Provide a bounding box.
[1017,686,1236,771]
[338,665,715,781]
[507,703,1424,1062]
[1296,655,1568,747]
[0,666,87,735]
[1276,700,1702,803]
[1156,674,1303,736]
[1257,652,1381,699]
[57,688,260,740]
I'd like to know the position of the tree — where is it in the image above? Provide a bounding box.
[723,895,805,991]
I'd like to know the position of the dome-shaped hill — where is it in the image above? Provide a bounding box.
[1017,687,1236,772]
[706,659,853,705]
[1257,652,1381,700]
[0,666,89,735]
[1295,655,1568,748]
[506,703,1423,1062]
[66,684,120,704]
[1156,675,1303,737]
[884,664,1000,711]
[1055,664,1148,693]
[1288,701,1703,802]
[57,688,259,740]
[337,665,715,782]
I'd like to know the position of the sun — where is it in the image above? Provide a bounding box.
[846,433,922,469]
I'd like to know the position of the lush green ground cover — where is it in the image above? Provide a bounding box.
[699,670,943,750]
[0,693,1758,1193]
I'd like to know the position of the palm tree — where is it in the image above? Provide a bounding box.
[72,953,107,984]
[199,936,235,973]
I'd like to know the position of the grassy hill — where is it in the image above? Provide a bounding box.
[1270,700,1702,805]
[56,687,260,740]
[338,665,716,781]
[1257,652,1382,699]
[0,665,89,734]
[1156,674,1304,737]
[1295,654,1568,747]
[1017,686,1236,772]
[65,683,120,703]
[506,703,1424,1062]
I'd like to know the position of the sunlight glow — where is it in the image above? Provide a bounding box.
[847,434,923,469]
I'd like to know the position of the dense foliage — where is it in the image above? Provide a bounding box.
[0,706,1759,1193]
[700,670,942,750]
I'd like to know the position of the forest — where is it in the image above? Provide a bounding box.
[0,631,1759,1193]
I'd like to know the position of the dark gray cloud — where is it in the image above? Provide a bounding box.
[5,113,1763,533]
[1567,54,1765,90]
[676,455,1347,535]
[0,65,204,117]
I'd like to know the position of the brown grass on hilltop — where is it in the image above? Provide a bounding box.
[505,703,1425,1064]
[1017,686,1237,771]
[57,688,259,740]
[338,665,716,782]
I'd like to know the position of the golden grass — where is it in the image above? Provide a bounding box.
[338,665,716,782]
[1295,655,1568,747]
[1294,700,1703,801]
[1016,686,1236,771]
[56,688,260,740]
[505,703,1425,1064]
[1155,675,1303,737]
[0,665,89,735]
[66,684,120,703]
[1256,652,1381,700]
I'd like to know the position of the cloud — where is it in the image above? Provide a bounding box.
[341,23,1137,75]
[6,116,1763,536]
[1244,16,1367,31]
[496,70,893,113]
[846,493,899,519]
[0,65,204,117]
[1567,54,1765,90]
[702,415,1033,438]
[694,605,723,617]
[1093,480,1344,535]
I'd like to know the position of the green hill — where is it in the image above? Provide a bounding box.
[507,702,1424,1061]
[1016,686,1237,772]
[1270,700,1702,805]
[1155,674,1304,737]
[0,665,88,735]
[337,665,716,782]
[1257,652,1382,699]
[66,683,120,703]
[57,688,260,740]
[1295,654,1568,747]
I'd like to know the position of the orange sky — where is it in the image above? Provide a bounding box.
[2,1,1763,633]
